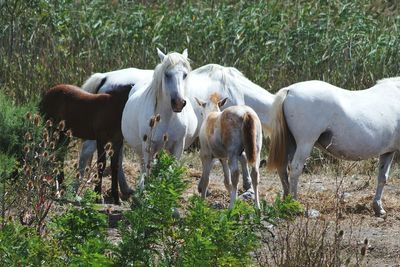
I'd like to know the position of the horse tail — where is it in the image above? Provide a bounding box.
[267,88,290,171]
[81,73,107,93]
[242,112,257,166]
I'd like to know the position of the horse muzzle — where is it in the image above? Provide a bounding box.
[171,98,187,112]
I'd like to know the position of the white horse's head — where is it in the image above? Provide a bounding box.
[154,48,191,112]
[195,92,228,117]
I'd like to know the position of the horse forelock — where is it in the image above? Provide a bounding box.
[209,92,222,104]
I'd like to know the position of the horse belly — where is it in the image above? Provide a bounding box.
[317,129,393,161]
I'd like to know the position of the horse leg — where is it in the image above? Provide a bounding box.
[228,155,240,209]
[117,147,134,198]
[198,155,214,198]
[288,143,314,199]
[78,140,96,178]
[239,152,252,192]
[250,164,260,209]
[220,159,231,192]
[55,133,69,198]
[373,152,395,216]
[95,141,106,202]
[278,142,295,197]
[110,140,123,205]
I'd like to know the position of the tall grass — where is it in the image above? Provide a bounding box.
[1,0,399,103]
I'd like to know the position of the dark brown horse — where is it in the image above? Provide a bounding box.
[39,84,132,204]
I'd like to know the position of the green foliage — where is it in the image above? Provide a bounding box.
[262,195,304,223]
[178,197,260,267]
[116,150,188,266]
[1,0,399,103]
[51,191,112,266]
[0,221,59,266]
[0,93,37,161]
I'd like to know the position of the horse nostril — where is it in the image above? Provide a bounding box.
[182,100,186,107]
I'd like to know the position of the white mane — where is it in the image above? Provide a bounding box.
[144,52,191,109]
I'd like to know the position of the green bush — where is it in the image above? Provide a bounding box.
[0,220,60,266]
[51,191,112,266]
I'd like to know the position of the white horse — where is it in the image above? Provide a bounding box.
[196,93,263,209]
[268,78,400,216]
[78,63,276,192]
[121,49,198,188]
[78,67,154,197]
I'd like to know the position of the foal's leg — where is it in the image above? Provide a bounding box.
[110,140,123,205]
[373,152,395,216]
[198,155,214,198]
[95,141,107,203]
[250,162,261,209]
[239,153,252,191]
[78,140,96,178]
[288,143,314,199]
[228,155,240,209]
[220,159,231,192]
[55,133,69,197]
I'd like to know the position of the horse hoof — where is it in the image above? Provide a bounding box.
[372,202,386,217]
[239,190,255,200]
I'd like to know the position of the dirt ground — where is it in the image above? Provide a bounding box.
[85,146,400,266]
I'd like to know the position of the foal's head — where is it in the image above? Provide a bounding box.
[195,92,228,117]
[154,48,191,112]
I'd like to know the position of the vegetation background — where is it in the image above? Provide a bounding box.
[1,0,400,265]
[1,0,399,104]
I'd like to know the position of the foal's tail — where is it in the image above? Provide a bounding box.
[242,112,258,166]
[267,88,290,171]
[81,73,107,93]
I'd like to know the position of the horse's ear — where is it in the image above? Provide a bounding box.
[157,48,166,61]
[182,48,188,59]
[218,97,228,108]
[195,97,206,108]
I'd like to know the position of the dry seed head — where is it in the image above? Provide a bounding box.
[24,144,30,154]
[98,162,104,169]
[73,162,78,169]
[143,134,148,142]
[155,114,161,122]
[146,163,151,169]
[107,149,114,157]
[85,166,90,173]
[43,129,49,140]
[25,112,32,120]
[42,151,48,157]
[50,154,56,161]
[50,141,56,150]
[66,129,73,138]
[104,142,112,151]
[163,133,168,143]
[33,114,40,126]
[58,120,65,131]
[45,119,53,128]
[24,132,32,141]
[361,238,369,256]
[75,172,81,179]
[337,229,344,239]
[149,116,156,128]
[27,180,34,190]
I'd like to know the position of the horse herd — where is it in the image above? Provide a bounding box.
[40,48,400,216]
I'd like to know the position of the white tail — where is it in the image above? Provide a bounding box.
[81,73,106,93]
[267,88,290,171]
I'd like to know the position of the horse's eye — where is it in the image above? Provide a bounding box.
[183,73,187,79]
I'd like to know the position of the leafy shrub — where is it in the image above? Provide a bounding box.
[51,191,112,266]
[178,197,261,267]
[0,220,59,266]
[116,150,188,266]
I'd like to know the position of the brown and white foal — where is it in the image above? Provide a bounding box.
[195,93,263,208]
